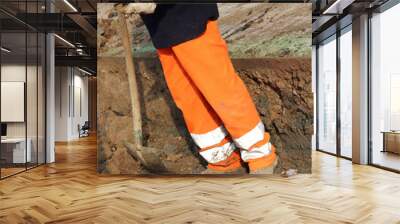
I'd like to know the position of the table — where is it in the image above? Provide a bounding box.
[382,131,400,154]
[1,138,32,164]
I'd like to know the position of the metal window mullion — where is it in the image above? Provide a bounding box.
[59,68,62,117]
[73,68,75,118]
[36,0,39,167]
[44,1,47,164]
[336,27,341,157]
[316,44,320,150]
[25,0,28,171]
[68,68,71,118]
[367,10,373,165]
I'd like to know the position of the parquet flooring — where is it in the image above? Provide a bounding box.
[0,135,400,223]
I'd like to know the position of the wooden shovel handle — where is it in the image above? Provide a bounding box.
[117,11,143,147]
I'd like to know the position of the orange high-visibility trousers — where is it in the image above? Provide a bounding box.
[157,20,276,172]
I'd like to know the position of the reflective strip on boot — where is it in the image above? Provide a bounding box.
[190,126,228,148]
[233,121,265,150]
[199,141,236,164]
[241,141,272,162]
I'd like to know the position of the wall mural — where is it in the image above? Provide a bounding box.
[97,3,312,175]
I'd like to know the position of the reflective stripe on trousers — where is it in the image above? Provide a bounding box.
[157,21,275,166]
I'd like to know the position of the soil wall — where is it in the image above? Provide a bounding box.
[97,57,312,174]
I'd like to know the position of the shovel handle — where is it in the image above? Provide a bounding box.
[117,11,143,147]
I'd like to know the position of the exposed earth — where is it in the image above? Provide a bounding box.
[97,3,311,58]
[97,57,312,174]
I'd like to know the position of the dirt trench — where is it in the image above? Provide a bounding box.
[97,57,312,174]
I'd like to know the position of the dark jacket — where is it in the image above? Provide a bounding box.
[140,4,219,49]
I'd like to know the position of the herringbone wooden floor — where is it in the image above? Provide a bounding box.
[1,135,400,224]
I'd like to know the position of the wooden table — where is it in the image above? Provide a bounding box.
[381,131,400,154]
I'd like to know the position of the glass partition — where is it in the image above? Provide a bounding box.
[0,1,46,179]
[27,31,38,169]
[38,32,45,165]
[0,31,28,177]
[317,35,337,154]
[370,3,400,171]
[339,26,352,158]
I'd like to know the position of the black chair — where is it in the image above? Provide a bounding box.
[79,121,90,138]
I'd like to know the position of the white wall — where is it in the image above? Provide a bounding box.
[1,65,26,138]
[55,66,70,141]
[55,67,89,141]
[1,64,38,138]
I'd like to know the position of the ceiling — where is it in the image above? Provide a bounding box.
[5,0,391,73]
[0,0,97,74]
[312,0,391,43]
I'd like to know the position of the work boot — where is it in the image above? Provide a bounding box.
[249,157,278,175]
[248,144,278,175]
[202,149,247,174]
[201,166,247,174]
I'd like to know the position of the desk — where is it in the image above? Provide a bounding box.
[1,138,31,163]
[382,131,400,154]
